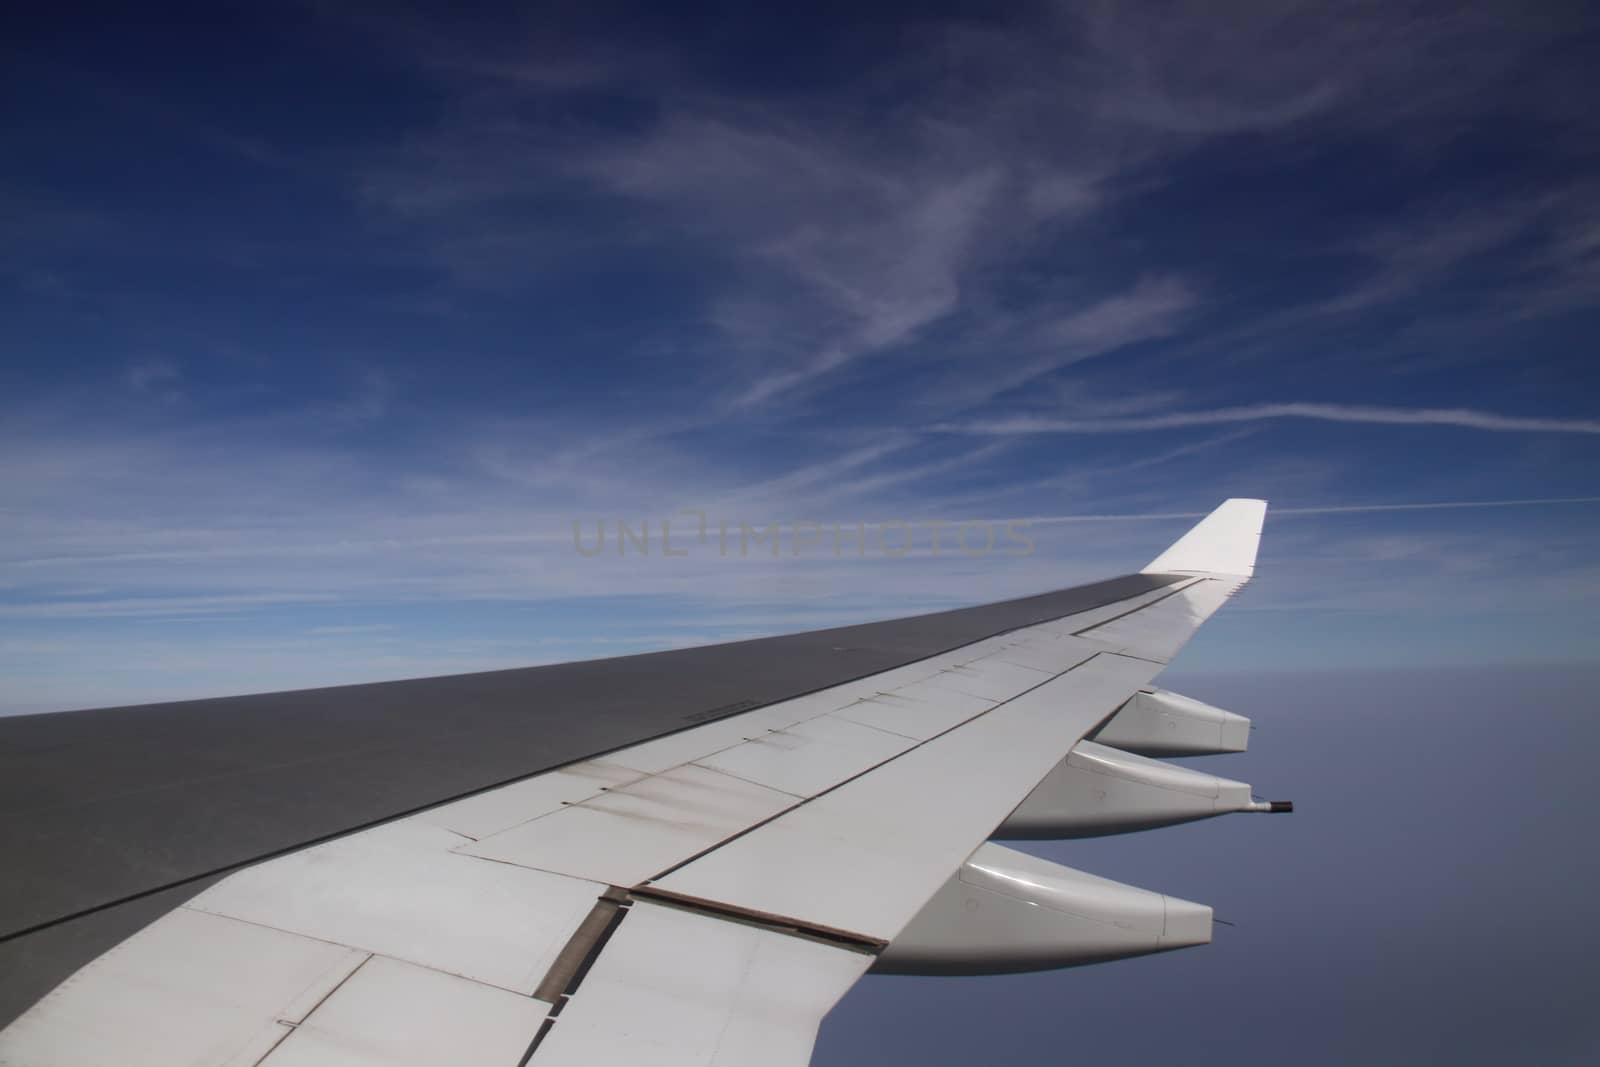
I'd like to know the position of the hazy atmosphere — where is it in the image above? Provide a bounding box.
[821,664,1600,1065]
[3,2,1598,1063]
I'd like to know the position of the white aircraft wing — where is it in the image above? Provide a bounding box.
[0,499,1282,1067]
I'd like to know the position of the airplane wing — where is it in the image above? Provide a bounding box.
[0,498,1282,1066]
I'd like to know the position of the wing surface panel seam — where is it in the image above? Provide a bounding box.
[0,581,1184,951]
[637,651,1117,885]
[1070,577,1208,636]
[626,886,887,953]
[518,887,634,1065]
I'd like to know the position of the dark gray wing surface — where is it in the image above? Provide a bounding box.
[0,572,1178,1026]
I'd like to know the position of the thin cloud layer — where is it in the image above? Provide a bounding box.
[940,403,1600,436]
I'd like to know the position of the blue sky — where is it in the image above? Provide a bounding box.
[3,1,1599,714]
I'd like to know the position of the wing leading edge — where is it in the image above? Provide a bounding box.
[0,499,1283,1067]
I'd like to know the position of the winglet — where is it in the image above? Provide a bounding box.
[1142,498,1268,577]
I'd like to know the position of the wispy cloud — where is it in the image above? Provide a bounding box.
[1272,497,1600,516]
[124,359,181,394]
[939,403,1600,436]
[920,277,1197,413]
[994,496,1600,524]
[0,592,347,619]
[317,1,1600,424]
[570,117,1023,409]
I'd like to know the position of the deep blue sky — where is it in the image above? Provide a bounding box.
[3,1,1598,715]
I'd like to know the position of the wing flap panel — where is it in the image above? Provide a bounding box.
[0,908,367,1067]
[259,955,549,1067]
[187,820,604,997]
[988,637,1100,674]
[650,649,1160,940]
[692,714,917,798]
[829,690,990,741]
[924,658,1053,701]
[455,764,796,887]
[1078,577,1243,661]
[416,759,646,841]
[530,900,871,1067]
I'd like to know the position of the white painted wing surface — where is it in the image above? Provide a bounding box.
[0,499,1267,1067]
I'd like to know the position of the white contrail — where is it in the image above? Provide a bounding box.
[981,496,1600,524]
[940,403,1600,435]
[1270,496,1600,515]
